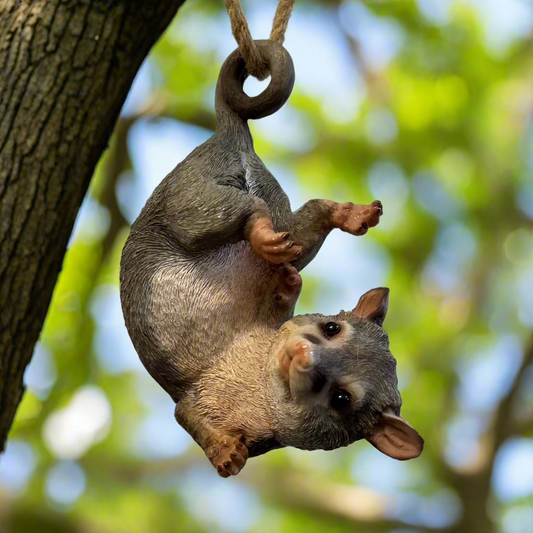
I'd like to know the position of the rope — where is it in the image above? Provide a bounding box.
[224,0,294,81]
[269,0,294,44]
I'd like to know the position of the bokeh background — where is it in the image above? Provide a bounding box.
[2,0,533,531]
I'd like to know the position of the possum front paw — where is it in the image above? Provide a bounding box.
[207,435,249,478]
[273,264,302,306]
[248,218,303,264]
[331,200,383,236]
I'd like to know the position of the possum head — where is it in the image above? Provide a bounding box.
[269,287,423,460]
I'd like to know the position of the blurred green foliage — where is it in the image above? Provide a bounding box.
[2,1,533,532]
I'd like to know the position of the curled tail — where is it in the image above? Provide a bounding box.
[215,39,295,123]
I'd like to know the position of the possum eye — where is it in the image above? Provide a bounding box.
[330,389,351,410]
[323,322,340,337]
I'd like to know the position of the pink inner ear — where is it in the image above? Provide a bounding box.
[367,413,424,461]
[353,287,389,326]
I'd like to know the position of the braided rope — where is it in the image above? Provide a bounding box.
[270,0,294,44]
[224,0,294,80]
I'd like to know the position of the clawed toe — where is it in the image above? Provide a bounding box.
[210,435,249,478]
[268,231,290,244]
[371,200,383,216]
[262,245,302,264]
[248,220,303,264]
[331,200,383,236]
[356,221,369,236]
[285,274,301,286]
[264,240,295,254]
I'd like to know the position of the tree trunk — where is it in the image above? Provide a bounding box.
[0,0,184,450]
[448,468,496,533]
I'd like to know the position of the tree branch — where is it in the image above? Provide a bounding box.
[492,334,533,448]
[125,93,216,132]
[244,468,433,532]
[79,448,432,532]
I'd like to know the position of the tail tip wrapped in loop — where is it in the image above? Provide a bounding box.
[216,39,295,122]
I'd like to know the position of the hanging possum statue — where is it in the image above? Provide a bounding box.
[120,40,424,477]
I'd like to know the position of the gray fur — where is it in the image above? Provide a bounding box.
[120,41,412,475]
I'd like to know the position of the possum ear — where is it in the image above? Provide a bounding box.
[353,287,389,326]
[367,412,424,460]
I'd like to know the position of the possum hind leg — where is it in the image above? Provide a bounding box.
[286,199,383,271]
[165,169,302,263]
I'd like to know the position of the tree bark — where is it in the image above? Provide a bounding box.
[0,0,185,450]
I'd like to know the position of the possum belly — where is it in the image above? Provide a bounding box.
[144,241,272,389]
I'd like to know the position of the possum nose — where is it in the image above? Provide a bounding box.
[287,340,313,372]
